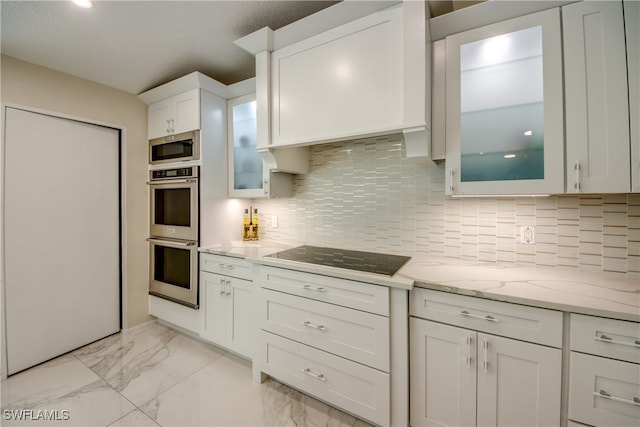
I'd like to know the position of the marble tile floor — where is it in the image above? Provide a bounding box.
[1,321,374,427]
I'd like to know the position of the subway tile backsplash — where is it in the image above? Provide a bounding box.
[253,135,640,277]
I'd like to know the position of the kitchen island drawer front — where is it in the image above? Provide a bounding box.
[411,288,563,347]
[200,253,253,280]
[261,331,390,427]
[571,314,640,364]
[569,352,640,427]
[258,266,389,316]
[261,289,389,371]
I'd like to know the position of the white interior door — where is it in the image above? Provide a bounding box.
[3,107,121,375]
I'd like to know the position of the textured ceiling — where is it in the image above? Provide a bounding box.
[1,1,481,95]
[1,0,340,94]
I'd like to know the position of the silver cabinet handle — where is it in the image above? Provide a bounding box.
[217,263,234,270]
[301,368,326,381]
[466,335,473,368]
[483,339,489,375]
[596,334,640,348]
[302,320,326,331]
[303,284,326,292]
[166,118,171,134]
[593,390,640,406]
[574,161,581,191]
[219,278,226,296]
[459,310,500,323]
[264,179,269,196]
[448,169,455,193]
[225,280,231,296]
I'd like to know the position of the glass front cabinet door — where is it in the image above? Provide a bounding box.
[228,94,265,198]
[445,8,564,195]
[228,94,292,198]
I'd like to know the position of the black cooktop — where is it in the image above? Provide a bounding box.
[265,245,411,277]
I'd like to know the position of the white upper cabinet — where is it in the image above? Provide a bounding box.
[236,1,428,158]
[563,1,631,193]
[271,7,404,147]
[148,88,201,139]
[227,93,292,198]
[626,0,640,193]
[445,8,564,196]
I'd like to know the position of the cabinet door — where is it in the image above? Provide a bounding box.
[148,99,173,139]
[200,271,227,346]
[271,7,402,147]
[626,0,640,192]
[228,94,264,198]
[445,8,564,195]
[564,1,630,193]
[172,89,200,135]
[148,89,200,139]
[228,94,292,199]
[227,277,254,358]
[410,318,476,427]
[476,333,561,427]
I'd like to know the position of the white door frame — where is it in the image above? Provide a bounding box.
[0,103,128,379]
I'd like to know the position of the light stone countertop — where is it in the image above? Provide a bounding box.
[199,241,640,322]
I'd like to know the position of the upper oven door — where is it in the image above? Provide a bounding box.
[149,177,198,241]
[149,130,200,165]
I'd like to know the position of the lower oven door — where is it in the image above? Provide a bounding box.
[148,238,199,309]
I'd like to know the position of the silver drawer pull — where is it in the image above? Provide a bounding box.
[593,390,640,406]
[301,368,326,381]
[459,310,500,323]
[596,334,640,348]
[218,263,234,270]
[302,320,326,331]
[303,284,326,292]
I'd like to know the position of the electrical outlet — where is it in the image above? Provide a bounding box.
[520,226,535,244]
[272,215,278,228]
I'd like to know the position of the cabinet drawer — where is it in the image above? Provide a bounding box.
[258,266,389,316]
[260,331,390,427]
[571,314,640,364]
[410,288,563,347]
[569,352,640,427]
[200,253,253,280]
[261,289,389,371]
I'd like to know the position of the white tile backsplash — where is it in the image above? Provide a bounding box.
[253,136,640,277]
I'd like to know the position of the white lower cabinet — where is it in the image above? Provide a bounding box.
[200,253,254,359]
[254,266,394,427]
[569,314,640,427]
[410,289,562,427]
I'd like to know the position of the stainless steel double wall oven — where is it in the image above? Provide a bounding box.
[148,165,200,309]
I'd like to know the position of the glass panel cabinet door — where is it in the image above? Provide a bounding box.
[445,8,564,195]
[228,94,265,198]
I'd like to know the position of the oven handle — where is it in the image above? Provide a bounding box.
[147,238,197,248]
[146,178,197,185]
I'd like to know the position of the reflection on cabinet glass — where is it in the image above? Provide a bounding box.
[446,8,564,195]
[230,96,262,192]
[460,26,544,182]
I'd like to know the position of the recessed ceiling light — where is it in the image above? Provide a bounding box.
[504,154,516,159]
[523,130,533,136]
[71,0,92,9]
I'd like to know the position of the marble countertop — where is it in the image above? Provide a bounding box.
[199,241,640,322]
